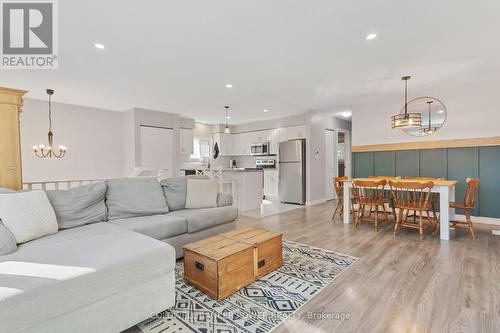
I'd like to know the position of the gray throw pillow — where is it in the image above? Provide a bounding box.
[45,182,108,229]
[0,188,18,254]
[161,175,208,211]
[105,177,169,220]
[0,222,17,255]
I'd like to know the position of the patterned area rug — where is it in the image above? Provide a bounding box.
[137,241,357,333]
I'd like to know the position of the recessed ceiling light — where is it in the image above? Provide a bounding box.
[94,43,105,50]
[366,33,377,40]
[340,111,352,118]
[225,84,233,89]
[437,110,444,114]
[226,116,231,119]
[263,109,268,113]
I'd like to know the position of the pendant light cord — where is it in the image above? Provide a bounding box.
[48,93,52,132]
[225,105,229,128]
[404,79,408,116]
[427,101,432,129]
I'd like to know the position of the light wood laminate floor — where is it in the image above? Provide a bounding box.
[235,201,500,333]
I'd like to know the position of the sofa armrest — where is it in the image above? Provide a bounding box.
[217,192,233,207]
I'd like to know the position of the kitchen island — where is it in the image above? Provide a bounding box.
[181,168,263,212]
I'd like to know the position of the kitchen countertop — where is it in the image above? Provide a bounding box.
[180,168,264,172]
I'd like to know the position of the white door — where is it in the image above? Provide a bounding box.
[337,129,351,178]
[325,129,336,200]
[140,126,174,178]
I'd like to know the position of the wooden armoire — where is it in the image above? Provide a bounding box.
[0,87,28,190]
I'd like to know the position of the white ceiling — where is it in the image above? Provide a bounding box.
[2,0,499,124]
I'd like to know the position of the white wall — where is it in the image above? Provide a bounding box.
[21,99,125,182]
[305,111,351,204]
[230,114,305,134]
[21,100,194,182]
[352,79,499,146]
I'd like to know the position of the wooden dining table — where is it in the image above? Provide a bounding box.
[342,178,458,240]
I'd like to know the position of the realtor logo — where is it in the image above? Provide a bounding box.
[1,0,58,69]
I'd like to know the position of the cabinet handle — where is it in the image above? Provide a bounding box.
[8,166,16,170]
[258,259,266,268]
[195,261,204,271]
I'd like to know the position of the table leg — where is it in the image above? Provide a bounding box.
[343,184,350,224]
[449,186,455,221]
[439,187,450,240]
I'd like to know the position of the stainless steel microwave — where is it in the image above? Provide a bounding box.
[251,142,270,155]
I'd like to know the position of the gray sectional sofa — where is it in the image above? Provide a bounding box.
[0,176,237,333]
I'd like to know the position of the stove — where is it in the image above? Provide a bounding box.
[255,159,276,169]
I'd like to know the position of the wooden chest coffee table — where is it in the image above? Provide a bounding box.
[183,227,283,300]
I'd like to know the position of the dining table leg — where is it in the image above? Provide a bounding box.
[439,186,453,240]
[343,183,350,224]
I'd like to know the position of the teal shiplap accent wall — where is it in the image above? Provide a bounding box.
[479,147,500,218]
[353,152,373,178]
[447,148,479,216]
[395,150,419,177]
[419,149,447,178]
[374,151,396,176]
[353,146,500,218]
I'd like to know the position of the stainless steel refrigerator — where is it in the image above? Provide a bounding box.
[279,139,306,205]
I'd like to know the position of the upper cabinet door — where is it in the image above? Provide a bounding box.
[220,133,233,156]
[232,133,242,156]
[287,125,306,140]
[269,129,280,154]
[279,128,288,142]
[179,128,194,155]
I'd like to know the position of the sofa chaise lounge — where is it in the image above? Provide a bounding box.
[0,176,237,333]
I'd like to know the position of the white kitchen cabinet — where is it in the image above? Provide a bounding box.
[254,130,271,143]
[231,133,243,156]
[287,125,306,140]
[269,129,280,154]
[264,170,279,199]
[241,133,251,155]
[279,128,288,142]
[179,128,194,155]
[214,133,233,156]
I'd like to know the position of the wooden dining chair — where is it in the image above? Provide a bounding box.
[389,180,437,240]
[368,176,400,222]
[449,178,479,239]
[351,179,388,231]
[332,176,352,221]
[403,177,443,231]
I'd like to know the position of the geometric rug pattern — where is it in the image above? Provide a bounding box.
[137,240,357,333]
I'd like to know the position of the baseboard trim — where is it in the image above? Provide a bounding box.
[305,198,327,206]
[455,214,500,226]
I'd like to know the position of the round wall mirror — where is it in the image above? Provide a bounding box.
[400,96,447,137]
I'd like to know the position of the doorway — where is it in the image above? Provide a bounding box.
[325,129,336,200]
[140,125,174,178]
[336,129,351,179]
[325,128,351,200]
